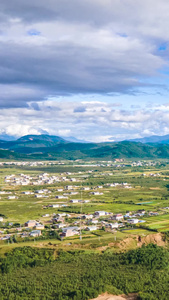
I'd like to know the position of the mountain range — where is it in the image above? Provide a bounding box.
[2,133,169,144]
[1,134,169,160]
[128,134,169,144]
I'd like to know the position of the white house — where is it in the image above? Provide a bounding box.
[35,194,44,198]
[35,190,45,194]
[127,219,139,224]
[65,185,73,190]
[8,196,17,200]
[56,213,66,217]
[70,199,79,203]
[86,226,97,231]
[49,204,60,208]
[82,187,90,191]
[55,195,68,199]
[70,178,76,182]
[22,191,33,195]
[90,192,103,195]
[83,200,90,203]
[70,192,78,195]
[94,211,107,217]
[108,223,119,229]
[56,223,66,228]
[87,219,98,224]
[82,214,93,219]
[111,214,123,221]
[35,224,44,230]
[30,230,41,237]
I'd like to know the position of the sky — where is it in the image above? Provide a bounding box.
[1,0,169,142]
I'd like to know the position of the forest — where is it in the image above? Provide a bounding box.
[0,244,168,299]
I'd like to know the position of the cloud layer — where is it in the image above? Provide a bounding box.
[0,100,168,142]
[0,1,169,140]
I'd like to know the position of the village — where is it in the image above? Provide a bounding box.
[0,160,167,244]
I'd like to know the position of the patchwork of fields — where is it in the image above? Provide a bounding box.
[0,159,168,251]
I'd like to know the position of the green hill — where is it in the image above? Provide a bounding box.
[17,134,66,144]
[0,149,27,160]
[0,134,67,151]
[1,135,169,160]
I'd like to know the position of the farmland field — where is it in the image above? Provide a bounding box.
[0,159,167,252]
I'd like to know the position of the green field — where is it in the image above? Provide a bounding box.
[0,160,168,246]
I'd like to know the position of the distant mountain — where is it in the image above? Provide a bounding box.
[0,134,16,141]
[129,134,169,144]
[63,136,90,143]
[0,133,89,143]
[0,134,67,151]
[1,134,169,160]
[17,134,66,144]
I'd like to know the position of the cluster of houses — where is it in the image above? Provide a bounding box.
[132,161,158,167]
[149,173,161,177]
[0,160,160,170]
[105,182,132,189]
[4,172,80,186]
[142,173,161,177]
[5,174,31,186]
[0,203,167,241]
[53,209,148,237]
[56,208,160,237]
[0,159,166,242]
[0,219,45,240]
[0,161,64,167]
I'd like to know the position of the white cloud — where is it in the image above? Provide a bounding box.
[0,100,168,141]
[58,129,71,136]
[0,1,169,140]
[2,124,41,137]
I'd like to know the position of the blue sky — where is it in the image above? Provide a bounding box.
[0,0,169,141]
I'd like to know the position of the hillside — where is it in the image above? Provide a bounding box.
[1,135,169,160]
[17,134,66,144]
[0,149,27,160]
[23,141,169,160]
[0,134,68,151]
[0,245,168,299]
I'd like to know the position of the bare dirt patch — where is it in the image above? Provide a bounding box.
[136,232,166,247]
[90,292,138,300]
[103,233,166,252]
[116,237,137,250]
